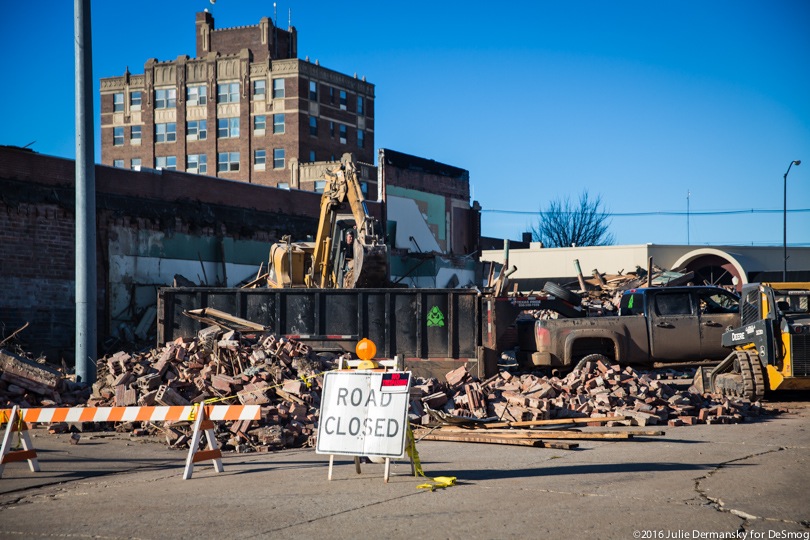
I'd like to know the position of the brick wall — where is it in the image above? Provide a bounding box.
[0,146,382,364]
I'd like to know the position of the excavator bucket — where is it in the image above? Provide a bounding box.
[344,242,388,288]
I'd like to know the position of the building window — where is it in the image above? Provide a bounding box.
[254,115,266,133]
[113,127,124,146]
[130,91,142,111]
[131,125,142,144]
[360,181,369,195]
[339,124,347,144]
[155,88,176,109]
[187,85,207,106]
[357,130,365,149]
[272,78,285,98]
[339,90,347,110]
[131,158,141,170]
[217,117,240,138]
[187,154,207,174]
[278,182,290,190]
[329,87,335,103]
[314,180,326,193]
[217,152,240,173]
[217,82,239,104]
[187,120,207,141]
[113,159,124,168]
[254,149,266,170]
[309,80,317,101]
[357,96,364,116]
[309,150,316,162]
[113,93,124,112]
[273,148,285,169]
[273,113,285,134]
[309,116,318,136]
[155,156,177,170]
[329,121,335,138]
[155,122,177,143]
[253,80,266,100]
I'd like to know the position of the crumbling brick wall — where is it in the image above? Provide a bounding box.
[0,146,380,364]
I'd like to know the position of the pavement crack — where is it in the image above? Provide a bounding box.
[693,446,809,530]
[243,491,427,538]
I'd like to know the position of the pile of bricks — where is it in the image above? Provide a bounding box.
[87,329,335,451]
[410,359,766,427]
[0,349,88,408]
[1,329,340,453]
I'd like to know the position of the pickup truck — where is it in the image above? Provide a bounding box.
[518,286,740,369]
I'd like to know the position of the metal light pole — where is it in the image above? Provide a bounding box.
[75,0,97,383]
[783,160,801,281]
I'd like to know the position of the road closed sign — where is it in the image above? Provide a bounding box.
[316,371,412,458]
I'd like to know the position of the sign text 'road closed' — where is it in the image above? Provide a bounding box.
[316,371,412,458]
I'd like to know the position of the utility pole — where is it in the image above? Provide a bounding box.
[75,0,97,383]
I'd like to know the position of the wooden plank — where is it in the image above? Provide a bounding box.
[483,416,627,429]
[417,431,578,449]
[439,428,631,440]
[438,427,665,440]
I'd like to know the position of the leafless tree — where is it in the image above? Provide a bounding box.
[531,191,615,247]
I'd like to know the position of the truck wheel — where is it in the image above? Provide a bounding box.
[575,353,611,371]
[543,282,582,306]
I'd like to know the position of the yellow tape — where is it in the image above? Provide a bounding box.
[406,425,457,491]
[188,403,200,422]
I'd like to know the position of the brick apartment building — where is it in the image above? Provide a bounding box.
[100,11,375,188]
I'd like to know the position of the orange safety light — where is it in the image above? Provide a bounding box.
[355,338,378,369]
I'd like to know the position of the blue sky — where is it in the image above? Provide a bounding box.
[2,1,808,247]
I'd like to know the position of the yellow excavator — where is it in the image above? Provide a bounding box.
[267,154,388,289]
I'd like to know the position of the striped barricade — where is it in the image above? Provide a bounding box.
[0,405,261,480]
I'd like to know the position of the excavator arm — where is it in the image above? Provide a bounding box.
[304,154,388,288]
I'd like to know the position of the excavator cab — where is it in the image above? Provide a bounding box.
[265,154,388,289]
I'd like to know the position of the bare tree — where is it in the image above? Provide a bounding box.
[531,191,615,247]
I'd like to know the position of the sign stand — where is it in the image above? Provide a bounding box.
[0,405,40,478]
[183,405,224,480]
[327,447,415,483]
[318,363,414,483]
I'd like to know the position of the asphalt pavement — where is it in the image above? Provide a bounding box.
[1,400,808,540]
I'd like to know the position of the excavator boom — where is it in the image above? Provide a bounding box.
[268,154,388,289]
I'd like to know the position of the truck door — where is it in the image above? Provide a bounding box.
[649,291,701,361]
[697,288,740,360]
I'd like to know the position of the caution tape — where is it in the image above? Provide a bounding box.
[406,425,457,491]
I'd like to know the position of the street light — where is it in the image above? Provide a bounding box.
[783,159,801,281]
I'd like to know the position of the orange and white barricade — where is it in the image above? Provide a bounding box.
[0,406,41,478]
[0,405,261,480]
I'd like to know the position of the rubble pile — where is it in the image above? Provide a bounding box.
[3,336,771,454]
[411,360,766,427]
[1,330,340,452]
[527,266,703,318]
[0,349,87,408]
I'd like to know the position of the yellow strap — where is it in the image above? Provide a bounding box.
[188,403,200,422]
[406,425,456,491]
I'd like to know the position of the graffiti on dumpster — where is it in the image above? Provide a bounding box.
[427,306,445,327]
